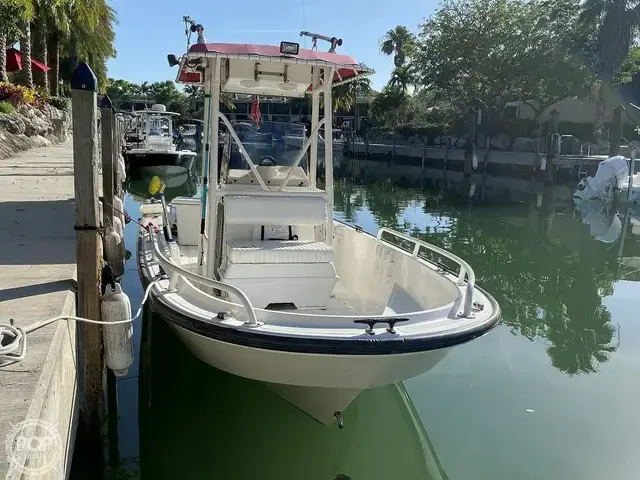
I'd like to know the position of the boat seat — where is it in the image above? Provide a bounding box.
[220,193,337,308]
[227,240,334,264]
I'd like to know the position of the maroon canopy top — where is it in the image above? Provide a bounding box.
[178,42,373,88]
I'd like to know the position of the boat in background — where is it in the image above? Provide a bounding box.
[124,104,197,172]
[137,22,500,426]
[574,155,640,204]
[283,124,345,168]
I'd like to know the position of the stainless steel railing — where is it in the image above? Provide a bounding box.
[151,234,260,326]
[376,227,476,317]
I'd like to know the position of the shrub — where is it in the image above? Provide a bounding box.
[48,96,70,112]
[0,82,37,106]
[0,101,16,114]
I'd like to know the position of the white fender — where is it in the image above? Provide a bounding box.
[117,154,126,183]
[104,227,125,278]
[113,196,125,225]
[101,283,134,376]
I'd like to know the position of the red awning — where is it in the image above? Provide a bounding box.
[6,48,51,73]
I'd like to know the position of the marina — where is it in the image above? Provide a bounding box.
[1,1,640,479]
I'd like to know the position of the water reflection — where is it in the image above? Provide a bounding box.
[125,165,198,203]
[334,158,639,376]
[138,316,449,480]
[114,155,640,480]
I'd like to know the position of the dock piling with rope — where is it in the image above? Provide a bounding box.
[0,62,128,479]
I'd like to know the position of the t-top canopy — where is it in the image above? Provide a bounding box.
[176,42,374,94]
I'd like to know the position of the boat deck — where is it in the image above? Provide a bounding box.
[176,245,358,316]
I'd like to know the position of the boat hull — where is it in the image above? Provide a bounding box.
[138,220,500,425]
[125,151,195,171]
[163,319,449,424]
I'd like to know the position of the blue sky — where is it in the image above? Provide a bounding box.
[107,0,435,91]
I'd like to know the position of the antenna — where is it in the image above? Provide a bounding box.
[299,31,343,53]
[183,15,206,49]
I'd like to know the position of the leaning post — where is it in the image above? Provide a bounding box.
[546,109,560,183]
[464,109,476,177]
[71,62,104,468]
[422,136,427,174]
[610,104,625,157]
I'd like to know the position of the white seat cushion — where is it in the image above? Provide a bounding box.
[227,240,334,264]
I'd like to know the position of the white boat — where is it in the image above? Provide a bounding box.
[137,34,500,426]
[124,104,197,172]
[574,155,640,203]
[283,127,345,168]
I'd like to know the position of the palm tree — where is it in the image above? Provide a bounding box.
[184,84,202,98]
[35,0,73,95]
[0,33,6,83]
[58,0,117,90]
[389,66,414,96]
[380,25,414,68]
[140,81,151,98]
[0,0,33,84]
[17,19,33,88]
[332,76,372,113]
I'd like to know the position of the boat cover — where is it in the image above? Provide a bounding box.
[574,156,629,200]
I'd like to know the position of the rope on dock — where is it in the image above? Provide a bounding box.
[0,278,161,366]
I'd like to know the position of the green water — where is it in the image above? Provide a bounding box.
[113,158,640,480]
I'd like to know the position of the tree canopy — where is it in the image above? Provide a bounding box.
[411,0,595,121]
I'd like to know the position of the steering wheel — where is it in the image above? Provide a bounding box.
[259,156,277,167]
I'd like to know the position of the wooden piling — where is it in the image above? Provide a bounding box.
[364,134,369,157]
[545,109,559,183]
[464,110,476,177]
[483,135,491,172]
[610,104,625,157]
[422,136,427,174]
[71,62,104,471]
[392,135,396,161]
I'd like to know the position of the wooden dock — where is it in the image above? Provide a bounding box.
[0,142,79,479]
[347,141,610,177]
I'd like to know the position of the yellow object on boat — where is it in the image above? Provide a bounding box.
[148,176,163,195]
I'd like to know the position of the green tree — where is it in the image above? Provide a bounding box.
[149,80,181,106]
[58,0,117,91]
[30,0,74,92]
[380,25,414,68]
[0,1,33,83]
[140,81,151,98]
[370,85,406,131]
[11,0,35,88]
[579,0,640,81]
[577,0,640,137]
[412,0,594,121]
[106,79,140,109]
[332,76,372,113]
[388,66,414,96]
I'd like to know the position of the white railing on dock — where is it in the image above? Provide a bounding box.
[376,227,476,317]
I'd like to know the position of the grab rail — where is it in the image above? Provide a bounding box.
[376,227,476,317]
[218,112,269,190]
[150,234,260,326]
